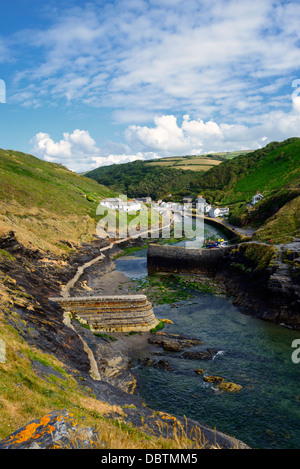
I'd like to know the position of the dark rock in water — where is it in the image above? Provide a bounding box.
[181,348,219,360]
[138,357,173,371]
[194,368,205,375]
[153,360,173,371]
[148,332,203,352]
[203,375,225,383]
[139,357,156,367]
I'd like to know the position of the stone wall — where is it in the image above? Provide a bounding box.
[147,243,235,274]
[51,295,159,333]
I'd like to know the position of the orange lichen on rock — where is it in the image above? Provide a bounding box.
[0,410,82,449]
[6,414,57,445]
[6,422,41,445]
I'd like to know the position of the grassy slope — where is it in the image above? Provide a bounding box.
[145,150,252,172]
[0,303,202,449]
[195,138,300,242]
[0,149,115,253]
[84,151,251,199]
[85,139,300,243]
[253,195,300,243]
[196,138,300,203]
[85,160,200,200]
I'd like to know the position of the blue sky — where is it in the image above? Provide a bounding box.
[1,0,300,171]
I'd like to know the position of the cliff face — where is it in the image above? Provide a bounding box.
[0,231,110,372]
[147,242,300,329]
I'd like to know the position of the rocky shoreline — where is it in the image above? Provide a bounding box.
[0,232,249,449]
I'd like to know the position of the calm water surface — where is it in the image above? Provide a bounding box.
[114,227,300,449]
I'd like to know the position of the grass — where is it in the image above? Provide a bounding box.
[0,148,116,254]
[0,310,222,449]
[145,151,250,172]
[253,195,300,244]
[0,250,15,261]
[150,321,165,333]
[0,261,225,449]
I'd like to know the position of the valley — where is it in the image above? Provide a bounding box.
[0,138,299,449]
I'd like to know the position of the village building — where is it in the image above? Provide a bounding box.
[208,206,229,218]
[218,207,230,216]
[251,192,264,205]
[182,196,193,204]
[196,195,206,204]
[100,198,141,212]
[136,197,152,204]
[209,207,220,218]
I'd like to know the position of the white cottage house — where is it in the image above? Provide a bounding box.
[251,193,264,205]
[209,207,221,218]
[100,198,141,212]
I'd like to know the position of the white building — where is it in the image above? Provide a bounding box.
[208,207,229,218]
[209,207,221,218]
[196,196,206,204]
[218,207,230,216]
[251,193,264,205]
[196,200,211,214]
[136,197,152,204]
[100,198,141,212]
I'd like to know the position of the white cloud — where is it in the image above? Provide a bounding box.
[29,129,160,172]
[30,129,100,172]
[8,0,300,170]
[30,90,300,173]
[124,98,300,156]
[8,0,300,125]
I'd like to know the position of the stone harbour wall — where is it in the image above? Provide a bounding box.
[147,243,235,274]
[51,295,159,333]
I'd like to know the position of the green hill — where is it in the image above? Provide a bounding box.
[196,138,300,203]
[0,148,115,253]
[84,160,201,200]
[197,138,300,241]
[85,138,300,243]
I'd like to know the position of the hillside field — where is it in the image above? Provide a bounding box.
[0,149,115,253]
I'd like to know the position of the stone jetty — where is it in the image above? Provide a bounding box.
[51,294,159,333]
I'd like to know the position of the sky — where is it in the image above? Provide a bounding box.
[1,0,300,172]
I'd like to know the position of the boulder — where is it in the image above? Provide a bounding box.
[182,348,219,360]
[217,382,243,392]
[194,369,205,375]
[203,376,225,384]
